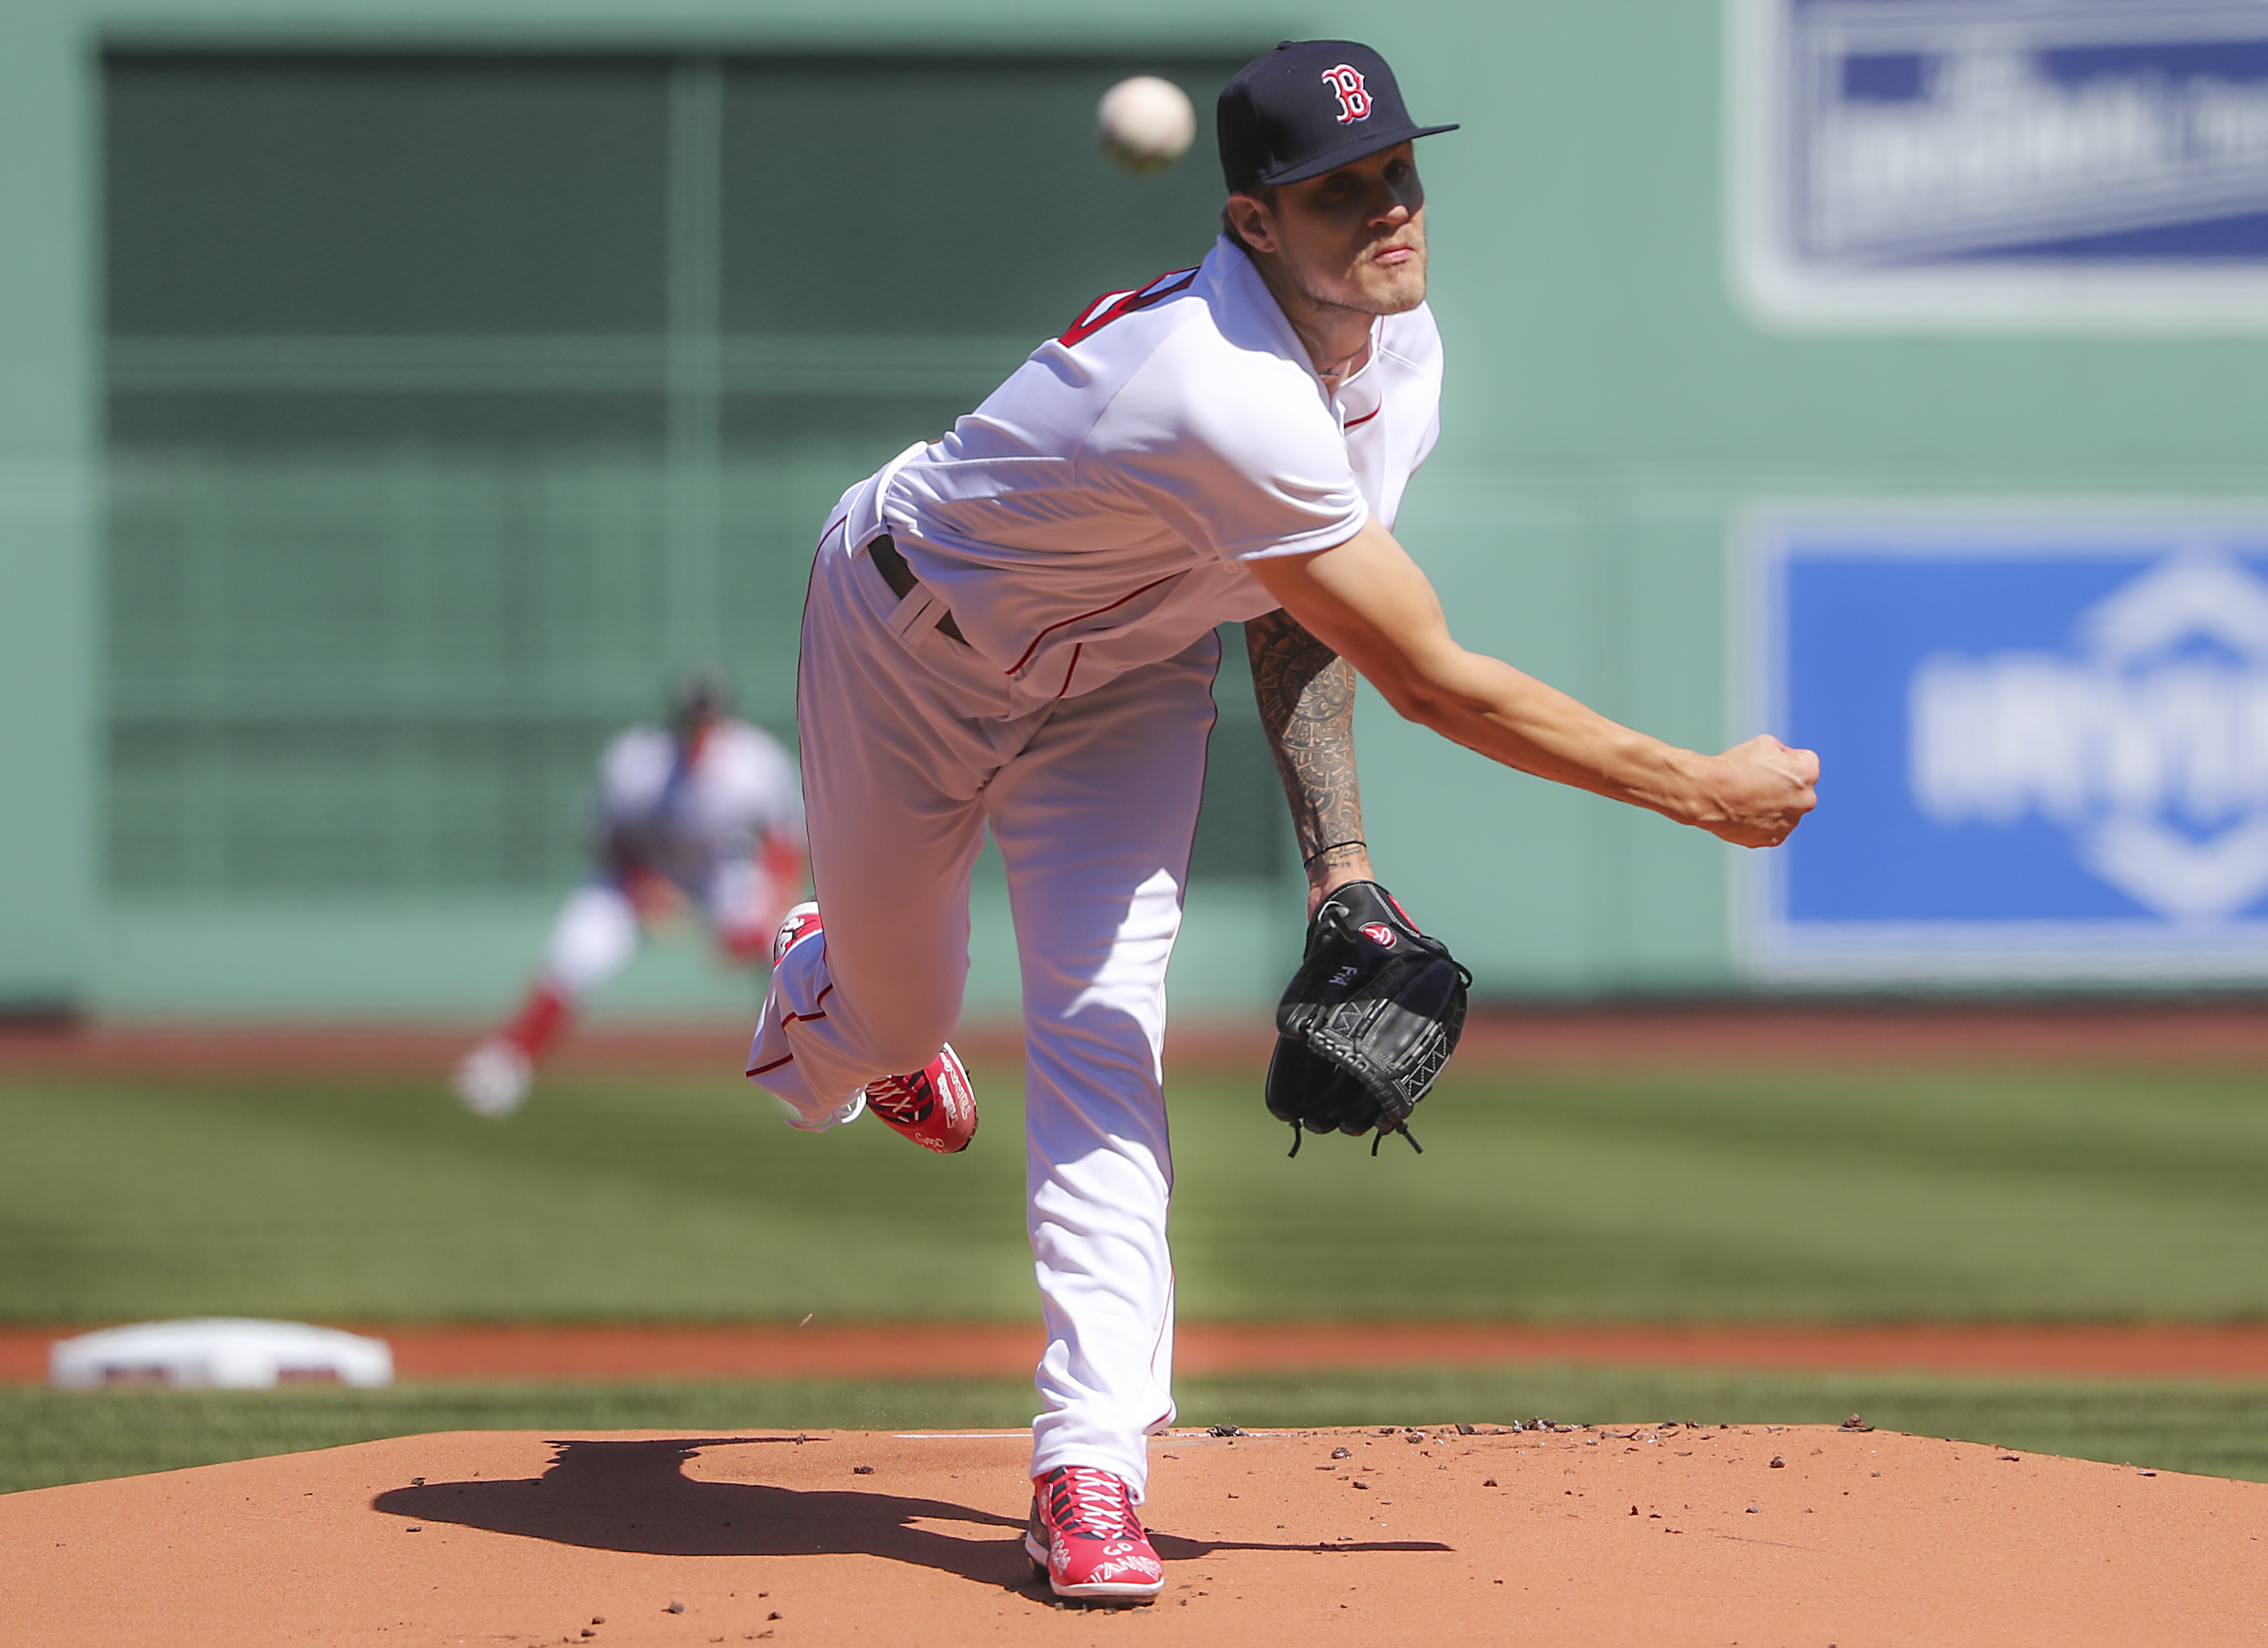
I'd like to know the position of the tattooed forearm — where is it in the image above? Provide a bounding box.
[1245,608,1371,895]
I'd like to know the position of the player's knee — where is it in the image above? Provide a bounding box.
[867,1030,949,1079]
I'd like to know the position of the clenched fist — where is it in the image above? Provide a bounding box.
[1693,734,1819,848]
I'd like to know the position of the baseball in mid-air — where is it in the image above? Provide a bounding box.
[1097,76,1196,175]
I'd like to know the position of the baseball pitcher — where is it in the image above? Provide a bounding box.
[746,41,1818,1600]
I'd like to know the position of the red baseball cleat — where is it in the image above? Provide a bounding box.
[1025,1466,1165,1601]
[766,902,977,1153]
[864,1043,978,1154]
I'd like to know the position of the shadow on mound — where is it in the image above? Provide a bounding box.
[371,1437,1447,1591]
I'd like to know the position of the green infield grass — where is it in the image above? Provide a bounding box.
[5,1366,2266,1496]
[4,1061,2268,1324]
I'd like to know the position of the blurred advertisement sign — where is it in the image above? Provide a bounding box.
[1730,0,2268,328]
[1744,507,2268,978]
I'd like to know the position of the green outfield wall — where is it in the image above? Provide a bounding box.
[5,0,2266,1019]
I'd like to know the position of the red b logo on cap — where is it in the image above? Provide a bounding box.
[1321,64,1372,124]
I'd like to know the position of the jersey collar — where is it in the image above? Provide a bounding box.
[1208,235,1382,405]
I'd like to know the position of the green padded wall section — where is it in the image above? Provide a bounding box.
[103,49,1283,911]
[5,0,2257,1017]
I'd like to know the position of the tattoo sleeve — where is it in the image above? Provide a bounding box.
[1245,608,1370,887]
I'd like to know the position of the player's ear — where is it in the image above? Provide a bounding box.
[1224,192,1278,255]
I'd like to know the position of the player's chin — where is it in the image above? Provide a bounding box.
[1354,261,1427,314]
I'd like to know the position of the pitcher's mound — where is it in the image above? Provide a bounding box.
[3,1423,2262,1645]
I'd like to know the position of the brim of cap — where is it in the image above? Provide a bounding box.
[1254,121,1460,188]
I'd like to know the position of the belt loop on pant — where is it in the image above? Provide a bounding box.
[867,534,968,645]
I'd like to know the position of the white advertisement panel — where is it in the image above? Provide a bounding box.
[1730,0,2268,330]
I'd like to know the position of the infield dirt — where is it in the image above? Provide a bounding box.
[16,1321,2268,1383]
[3,1423,2261,1646]
[18,1000,2268,1082]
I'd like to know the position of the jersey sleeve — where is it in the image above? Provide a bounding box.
[594,729,663,823]
[1083,334,1368,564]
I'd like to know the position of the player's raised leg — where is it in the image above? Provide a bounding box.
[745,534,997,1146]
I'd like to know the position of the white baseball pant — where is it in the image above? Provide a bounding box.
[539,884,640,999]
[746,524,1219,1499]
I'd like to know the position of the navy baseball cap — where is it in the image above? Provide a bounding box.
[1217,40,1458,193]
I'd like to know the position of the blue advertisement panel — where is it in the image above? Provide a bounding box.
[1731,0,2268,328]
[1746,509,2268,977]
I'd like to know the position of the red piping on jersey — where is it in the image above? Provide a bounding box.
[1055,644,1083,699]
[818,509,850,548]
[750,981,834,1075]
[1005,574,1179,677]
[780,984,834,1028]
[1343,406,1380,430]
[1058,267,1200,346]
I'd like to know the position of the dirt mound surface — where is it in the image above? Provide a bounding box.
[2,1424,2260,1645]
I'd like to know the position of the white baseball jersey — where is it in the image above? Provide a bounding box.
[830,235,1443,708]
[592,718,802,902]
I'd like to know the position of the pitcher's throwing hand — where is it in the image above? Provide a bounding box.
[1695,734,1820,848]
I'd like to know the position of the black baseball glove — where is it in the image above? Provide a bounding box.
[1265,880,1471,1156]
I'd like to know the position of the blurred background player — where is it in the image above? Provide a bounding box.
[453,668,806,1117]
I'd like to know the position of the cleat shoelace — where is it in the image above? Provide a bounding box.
[1044,1467,1143,1541]
[863,1070,936,1126]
